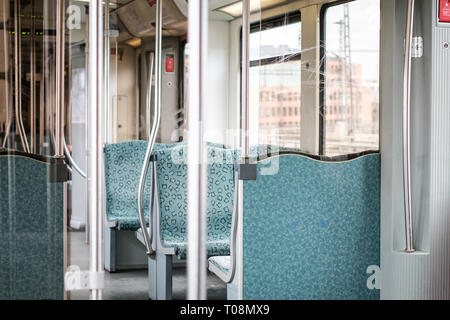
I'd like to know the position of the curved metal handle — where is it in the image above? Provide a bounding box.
[13,0,30,153]
[242,0,250,159]
[402,0,415,253]
[138,37,162,255]
[138,51,156,255]
[63,137,87,179]
[222,172,239,283]
[221,0,251,283]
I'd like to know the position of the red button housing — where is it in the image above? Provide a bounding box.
[439,0,450,23]
[166,55,175,73]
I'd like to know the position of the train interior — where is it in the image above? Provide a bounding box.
[1,0,450,300]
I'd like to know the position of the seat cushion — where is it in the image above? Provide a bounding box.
[208,256,230,274]
[109,215,149,231]
[162,238,230,260]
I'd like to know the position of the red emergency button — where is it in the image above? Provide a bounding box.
[439,0,450,23]
[166,54,175,73]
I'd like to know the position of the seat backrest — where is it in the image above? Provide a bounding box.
[0,153,64,299]
[104,141,153,225]
[242,153,380,300]
[155,144,235,243]
[206,147,235,241]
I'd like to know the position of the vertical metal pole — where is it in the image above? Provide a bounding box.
[39,1,45,155]
[30,0,35,153]
[14,0,27,152]
[43,0,50,154]
[187,0,208,300]
[56,0,68,300]
[88,0,104,300]
[1,0,12,148]
[18,1,29,152]
[56,0,65,157]
[137,52,155,256]
[104,0,110,143]
[155,0,162,145]
[85,13,90,245]
[40,69,44,154]
[402,0,415,253]
[242,0,250,159]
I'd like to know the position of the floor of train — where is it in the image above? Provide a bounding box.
[69,230,227,300]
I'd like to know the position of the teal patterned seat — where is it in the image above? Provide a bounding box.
[104,141,168,230]
[208,151,380,299]
[104,141,228,231]
[0,153,64,300]
[155,144,235,259]
[241,154,380,299]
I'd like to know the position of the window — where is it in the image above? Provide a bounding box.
[247,12,302,149]
[321,0,380,156]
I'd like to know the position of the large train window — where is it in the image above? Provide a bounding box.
[248,12,302,149]
[321,0,380,156]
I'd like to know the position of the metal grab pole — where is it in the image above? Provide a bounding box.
[187,0,208,300]
[30,0,36,153]
[1,0,12,148]
[242,0,250,159]
[13,0,28,152]
[104,0,110,143]
[137,51,156,255]
[56,0,65,157]
[17,0,30,153]
[64,137,87,179]
[88,0,104,300]
[402,0,415,253]
[221,174,239,283]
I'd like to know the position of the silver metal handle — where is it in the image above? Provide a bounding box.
[88,0,104,300]
[13,0,30,153]
[56,0,65,157]
[30,0,36,154]
[402,0,415,253]
[222,173,239,283]
[242,0,250,159]
[1,0,12,149]
[220,0,251,285]
[137,51,156,256]
[64,137,87,179]
[187,0,209,300]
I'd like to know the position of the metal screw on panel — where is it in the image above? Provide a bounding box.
[444,42,449,49]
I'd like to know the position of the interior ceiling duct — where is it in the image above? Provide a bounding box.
[117,0,186,38]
